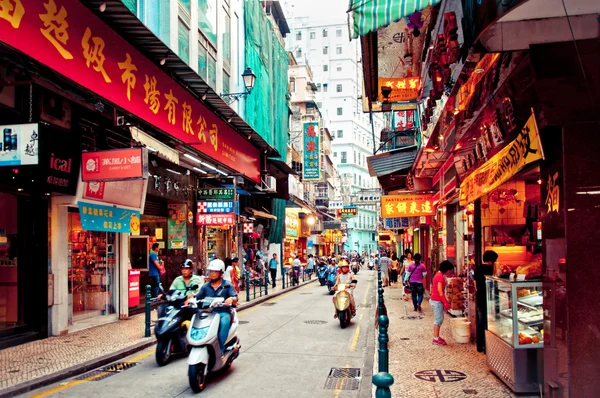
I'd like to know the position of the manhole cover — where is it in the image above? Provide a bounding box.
[76,362,138,381]
[262,302,276,306]
[304,320,327,324]
[324,368,361,390]
[463,389,478,395]
[414,370,467,383]
[238,320,249,324]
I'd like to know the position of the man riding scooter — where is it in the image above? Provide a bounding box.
[332,261,357,318]
[189,259,238,357]
[170,260,204,297]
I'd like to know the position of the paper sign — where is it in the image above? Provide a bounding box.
[155,228,163,240]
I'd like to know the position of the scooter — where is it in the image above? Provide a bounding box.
[186,297,241,393]
[367,260,375,270]
[351,261,360,275]
[317,264,327,286]
[333,283,356,328]
[326,267,338,295]
[154,286,198,366]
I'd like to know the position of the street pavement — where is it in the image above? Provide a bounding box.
[22,271,378,398]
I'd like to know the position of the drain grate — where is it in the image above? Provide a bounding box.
[324,368,361,390]
[76,362,138,381]
[238,320,249,324]
[262,302,276,306]
[304,320,327,325]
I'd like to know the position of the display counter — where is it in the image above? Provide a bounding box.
[485,276,543,393]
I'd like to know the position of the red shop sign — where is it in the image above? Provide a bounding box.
[197,213,235,226]
[0,0,260,182]
[82,148,148,181]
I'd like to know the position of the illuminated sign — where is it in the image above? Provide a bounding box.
[381,194,435,218]
[378,77,420,102]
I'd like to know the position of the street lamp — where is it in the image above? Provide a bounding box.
[221,67,257,105]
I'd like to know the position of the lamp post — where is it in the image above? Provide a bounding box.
[372,259,394,397]
[220,67,257,105]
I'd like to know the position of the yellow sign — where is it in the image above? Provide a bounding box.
[381,194,435,218]
[459,113,543,206]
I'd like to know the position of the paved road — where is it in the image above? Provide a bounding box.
[24,271,377,398]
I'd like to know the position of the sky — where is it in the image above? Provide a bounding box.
[282,0,349,26]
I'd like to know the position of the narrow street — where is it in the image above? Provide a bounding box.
[24,271,377,398]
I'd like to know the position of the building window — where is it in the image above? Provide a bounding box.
[354,151,357,163]
[337,130,343,138]
[341,152,347,163]
[296,48,302,58]
[323,46,328,55]
[336,29,342,37]
[289,79,295,93]
[222,9,231,64]
[296,31,302,40]
[198,0,217,45]
[323,64,328,72]
[336,84,342,92]
[337,107,342,116]
[316,83,321,91]
[317,101,322,108]
[310,31,315,39]
[323,84,328,92]
[178,19,190,64]
[207,53,216,88]
[337,66,342,72]
[322,29,328,37]
[336,46,342,55]
[334,152,337,157]
[223,70,230,95]
[198,37,207,78]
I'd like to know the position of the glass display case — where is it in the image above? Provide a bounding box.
[485,276,543,393]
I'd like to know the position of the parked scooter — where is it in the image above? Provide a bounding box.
[326,266,338,295]
[154,286,198,366]
[333,283,356,328]
[186,297,241,393]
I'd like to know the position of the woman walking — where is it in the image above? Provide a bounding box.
[390,253,399,284]
[430,260,454,345]
[407,253,426,312]
[400,250,414,300]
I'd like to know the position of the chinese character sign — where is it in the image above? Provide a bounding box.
[81,148,147,181]
[77,201,140,234]
[381,194,435,218]
[378,78,421,102]
[197,201,234,214]
[167,203,187,249]
[303,122,320,180]
[197,188,235,200]
[338,206,358,218]
[0,0,260,182]
[459,114,543,206]
[196,213,235,226]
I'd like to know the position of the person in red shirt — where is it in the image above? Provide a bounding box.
[430,260,454,345]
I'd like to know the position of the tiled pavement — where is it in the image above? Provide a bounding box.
[380,283,539,398]
[0,277,314,395]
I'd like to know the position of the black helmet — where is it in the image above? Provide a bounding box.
[181,259,194,268]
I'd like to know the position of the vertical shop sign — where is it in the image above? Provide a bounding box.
[167,203,188,249]
[303,122,320,180]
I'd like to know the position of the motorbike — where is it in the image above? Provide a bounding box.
[186,297,241,393]
[154,286,198,366]
[367,260,375,270]
[333,283,356,328]
[351,261,360,275]
[326,267,338,295]
[289,267,300,286]
[317,265,328,286]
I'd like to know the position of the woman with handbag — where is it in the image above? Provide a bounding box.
[406,253,427,312]
[401,250,414,300]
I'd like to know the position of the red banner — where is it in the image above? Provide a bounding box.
[81,148,147,181]
[0,0,260,182]
[196,212,235,226]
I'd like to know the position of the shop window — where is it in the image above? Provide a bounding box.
[178,18,190,64]
[0,193,20,330]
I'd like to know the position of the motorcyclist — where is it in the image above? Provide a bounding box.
[169,260,204,298]
[190,259,238,357]
[332,261,356,318]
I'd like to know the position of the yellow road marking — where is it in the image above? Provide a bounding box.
[350,326,361,352]
[31,349,156,397]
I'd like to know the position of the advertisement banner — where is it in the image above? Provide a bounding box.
[0,0,260,182]
[196,213,235,226]
[167,203,188,249]
[0,123,39,166]
[381,194,435,218]
[302,122,320,180]
[197,188,235,200]
[83,179,146,210]
[78,201,141,234]
[378,78,420,102]
[459,113,543,206]
[285,213,299,238]
[82,148,148,181]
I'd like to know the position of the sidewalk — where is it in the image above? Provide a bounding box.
[0,277,316,397]
[380,283,536,398]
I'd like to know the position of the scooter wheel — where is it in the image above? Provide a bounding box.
[156,339,172,367]
[339,310,349,329]
[189,363,207,393]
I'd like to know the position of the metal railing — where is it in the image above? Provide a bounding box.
[245,271,269,302]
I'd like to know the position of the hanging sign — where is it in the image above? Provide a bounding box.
[302,122,320,180]
[323,221,342,230]
[285,213,300,238]
[0,0,260,182]
[0,123,39,166]
[378,78,421,102]
[196,213,235,226]
[77,201,140,233]
[197,201,235,214]
[338,206,358,218]
[167,203,187,249]
[381,194,435,218]
[243,223,254,233]
[459,113,543,206]
[82,148,148,181]
[197,188,235,200]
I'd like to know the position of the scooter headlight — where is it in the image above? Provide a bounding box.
[190,327,209,341]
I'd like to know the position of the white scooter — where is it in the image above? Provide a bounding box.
[186,297,241,393]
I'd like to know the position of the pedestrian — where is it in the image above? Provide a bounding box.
[148,243,165,298]
[268,253,279,288]
[379,252,391,286]
[389,253,398,284]
[430,260,454,345]
[306,254,314,279]
[231,257,241,293]
[292,255,301,285]
[400,250,414,301]
[407,253,427,312]
[475,250,497,353]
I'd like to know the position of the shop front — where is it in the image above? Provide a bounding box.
[197,187,237,264]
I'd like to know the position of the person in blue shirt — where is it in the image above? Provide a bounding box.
[149,243,165,297]
[306,254,314,279]
[193,259,238,356]
[268,253,279,288]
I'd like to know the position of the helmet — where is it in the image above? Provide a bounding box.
[340,261,349,268]
[207,259,225,272]
[181,259,194,268]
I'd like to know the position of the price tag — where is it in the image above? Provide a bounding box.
[516,274,526,281]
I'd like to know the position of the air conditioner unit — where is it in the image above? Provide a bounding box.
[262,175,276,192]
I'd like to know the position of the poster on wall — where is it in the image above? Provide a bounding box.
[167,203,188,249]
[303,122,321,180]
[0,123,39,166]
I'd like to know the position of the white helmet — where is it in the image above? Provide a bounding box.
[207,259,225,272]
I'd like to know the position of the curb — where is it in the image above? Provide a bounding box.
[1,278,317,398]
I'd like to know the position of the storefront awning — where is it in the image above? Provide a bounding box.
[349,0,441,38]
[267,158,297,179]
[130,127,179,165]
[247,207,277,220]
[367,146,417,177]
